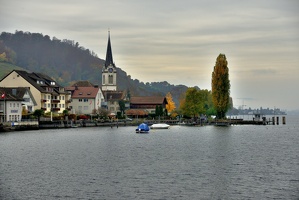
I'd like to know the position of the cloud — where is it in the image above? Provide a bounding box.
[1,0,299,109]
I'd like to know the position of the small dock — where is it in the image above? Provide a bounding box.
[214,115,286,126]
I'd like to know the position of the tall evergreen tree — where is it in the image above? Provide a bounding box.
[211,54,231,119]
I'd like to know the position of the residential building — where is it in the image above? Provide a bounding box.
[0,70,70,114]
[0,87,33,122]
[126,96,168,118]
[65,81,104,115]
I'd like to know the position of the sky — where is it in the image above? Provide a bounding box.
[1,0,299,110]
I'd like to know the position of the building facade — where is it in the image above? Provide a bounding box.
[0,70,70,114]
[0,87,34,122]
[65,81,104,115]
[101,32,126,115]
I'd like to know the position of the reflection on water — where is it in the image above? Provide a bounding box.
[0,116,298,199]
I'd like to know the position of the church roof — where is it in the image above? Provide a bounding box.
[105,31,115,68]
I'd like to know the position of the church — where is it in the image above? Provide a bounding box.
[101,31,127,116]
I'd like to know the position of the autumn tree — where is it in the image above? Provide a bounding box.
[165,92,176,115]
[211,54,230,119]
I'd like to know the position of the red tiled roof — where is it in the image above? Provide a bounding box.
[71,87,100,98]
[125,109,149,116]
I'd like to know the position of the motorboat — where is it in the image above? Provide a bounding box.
[136,123,150,133]
[150,123,170,129]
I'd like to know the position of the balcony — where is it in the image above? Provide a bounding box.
[41,107,47,111]
[51,107,60,112]
[66,99,72,103]
[41,99,47,102]
[51,99,60,103]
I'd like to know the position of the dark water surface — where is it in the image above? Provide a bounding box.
[1,116,298,199]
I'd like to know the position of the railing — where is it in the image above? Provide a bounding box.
[51,99,60,103]
[51,108,60,111]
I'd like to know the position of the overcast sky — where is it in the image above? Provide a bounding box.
[1,0,298,110]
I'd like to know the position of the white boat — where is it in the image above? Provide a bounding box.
[150,123,170,129]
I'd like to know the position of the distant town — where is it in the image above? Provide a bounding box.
[228,107,286,116]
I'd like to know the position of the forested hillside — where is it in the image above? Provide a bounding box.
[0,31,194,105]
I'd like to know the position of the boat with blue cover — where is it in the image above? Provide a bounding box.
[136,123,150,133]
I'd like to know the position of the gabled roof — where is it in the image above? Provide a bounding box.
[2,70,63,94]
[130,96,167,105]
[71,81,94,87]
[0,87,25,101]
[70,87,100,99]
[103,91,125,101]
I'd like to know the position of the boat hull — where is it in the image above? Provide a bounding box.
[150,123,170,129]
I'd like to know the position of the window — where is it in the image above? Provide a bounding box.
[108,75,113,84]
[78,106,82,111]
[84,106,88,110]
[84,99,88,102]
[62,104,65,108]
[62,96,65,100]
[79,99,82,102]
[48,95,51,100]
[102,75,105,84]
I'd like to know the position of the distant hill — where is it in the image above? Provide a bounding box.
[0,31,196,106]
[0,62,24,79]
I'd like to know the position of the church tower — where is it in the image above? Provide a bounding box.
[102,31,117,91]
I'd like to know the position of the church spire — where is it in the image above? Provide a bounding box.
[105,30,114,68]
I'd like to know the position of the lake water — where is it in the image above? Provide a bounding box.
[0,116,298,199]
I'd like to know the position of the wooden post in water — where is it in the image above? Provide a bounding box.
[276,116,279,125]
[282,116,286,125]
[272,116,275,125]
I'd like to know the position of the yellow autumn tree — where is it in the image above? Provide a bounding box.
[211,54,230,119]
[165,92,176,115]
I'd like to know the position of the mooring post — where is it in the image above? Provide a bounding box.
[272,116,275,125]
[276,116,279,125]
[282,116,286,125]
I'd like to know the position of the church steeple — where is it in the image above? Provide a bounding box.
[102,30,117,91]
[105,31,114,68]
